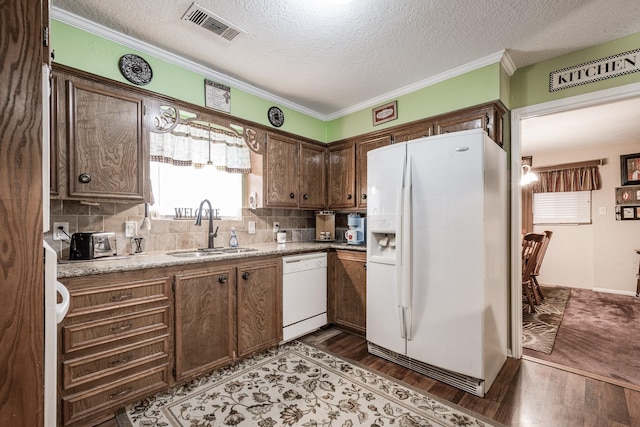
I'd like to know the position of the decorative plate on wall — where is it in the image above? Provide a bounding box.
[118,54,153,86]
[267,106,284,127]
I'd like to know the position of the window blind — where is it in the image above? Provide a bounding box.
[533,191,591,224]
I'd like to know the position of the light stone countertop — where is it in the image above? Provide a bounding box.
[57,241,366,279]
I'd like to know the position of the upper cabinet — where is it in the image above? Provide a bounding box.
[52,65,147,202]
[328,143,356,209]
[356,135,392,209]
[433,102,507,146]
[264,133,326,209]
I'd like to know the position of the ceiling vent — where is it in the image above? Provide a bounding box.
[182,3,245,42]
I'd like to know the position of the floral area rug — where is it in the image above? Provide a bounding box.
[117,341,499,427]
[522,285,570,354]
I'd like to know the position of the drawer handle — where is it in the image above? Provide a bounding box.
[109,387,133,399]
[111,293,134,301]
[303,193,309,200]
[346,194,352,200]
[110,355,133,366]
[78,173,91,184]
[218,275,227,284]
[361,194,367,200]
[242,271,250,280]
[289,192,295,199]
[110,323,133,333]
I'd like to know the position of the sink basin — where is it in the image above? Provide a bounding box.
[168,251,224,258]
[168,248,257,258]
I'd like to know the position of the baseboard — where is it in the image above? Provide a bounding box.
[591,287,636,297]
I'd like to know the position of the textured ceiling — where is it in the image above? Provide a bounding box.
[52,0,640,152]
[52,0,640,119]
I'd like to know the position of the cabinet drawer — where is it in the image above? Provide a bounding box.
[63,306,169,353]
[68,277,170,315]
[62,365,169,426]
[63,336,168,389]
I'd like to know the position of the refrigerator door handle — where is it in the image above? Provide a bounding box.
[398,306,406,339]
[402,157,413,340]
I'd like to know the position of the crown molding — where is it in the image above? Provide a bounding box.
[326,51,514,121]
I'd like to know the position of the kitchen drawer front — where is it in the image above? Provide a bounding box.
[62,365,169,426]
[63,306,169,353]
[63,336,169,389]
[67,277,171,316]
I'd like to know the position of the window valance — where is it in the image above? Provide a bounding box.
[532,165,601,193]
[150,122,251,173]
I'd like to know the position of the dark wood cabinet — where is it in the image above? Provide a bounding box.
[433,102,506,146]
[174,266,235,382]
[236,259,282,359]
[264,134,326,209]
[59,271,172,426]
[66,79,146,201]
[328,143,356,209]
[393,121,434,143]
[299,142,326,209]
[329,250,367,334]
[356,135,391,209]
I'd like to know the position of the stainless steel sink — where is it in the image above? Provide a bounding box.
[168,248,257,258]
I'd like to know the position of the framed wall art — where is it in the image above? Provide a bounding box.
[372,101,397,126]
[620,152,640,186]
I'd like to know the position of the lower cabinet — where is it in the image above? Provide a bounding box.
[329,250,367,334]
[58,271,172,427]
[174,266,236,382]
[236,259,282,358]
[174,257,282,383]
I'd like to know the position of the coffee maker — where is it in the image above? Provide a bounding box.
[345,213,366,245]
[315,210,336,241]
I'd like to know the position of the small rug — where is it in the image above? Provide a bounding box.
[117,341,499,427]
[522,286,570,354]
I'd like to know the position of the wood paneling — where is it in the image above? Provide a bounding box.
[0,0,45,425]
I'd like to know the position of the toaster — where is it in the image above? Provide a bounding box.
[69,232,117,260]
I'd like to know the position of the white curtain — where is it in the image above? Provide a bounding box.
[150,122,251,173]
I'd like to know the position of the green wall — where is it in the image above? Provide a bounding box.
[51,20,326,141]
[510,32,640,109]
[326,63,504,142]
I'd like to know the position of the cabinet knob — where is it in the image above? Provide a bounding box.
[242,271,250,280]
[289,192,295,199]
[303,193,309,200]
[78,173,92,184]
[218,275,227,284]
[361,194,367,200]
[346,194,352,200]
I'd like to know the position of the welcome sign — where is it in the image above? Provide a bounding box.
[549,48,640,91]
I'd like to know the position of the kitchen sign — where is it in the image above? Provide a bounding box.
[549,48,640,91]
[204,79,231,113]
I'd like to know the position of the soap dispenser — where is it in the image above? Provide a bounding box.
[229,227,239,247]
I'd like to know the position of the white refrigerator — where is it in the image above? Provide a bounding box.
[366,128,507,397]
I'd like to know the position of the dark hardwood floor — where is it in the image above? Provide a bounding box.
[98,327,640,427]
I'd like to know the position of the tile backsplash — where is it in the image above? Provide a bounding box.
[45,200,336,258]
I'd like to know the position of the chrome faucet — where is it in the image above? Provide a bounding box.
[195,199,219,249]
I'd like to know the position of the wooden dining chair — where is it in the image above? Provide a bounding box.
[530,230,553,301]
[522,233,545,311]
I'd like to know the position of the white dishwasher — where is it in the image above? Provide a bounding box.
[282,252,327,342]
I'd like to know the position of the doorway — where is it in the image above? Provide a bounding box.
[509,82,640,366]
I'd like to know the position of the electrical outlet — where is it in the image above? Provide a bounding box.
[53,222,69,241]
[125,221,138,237]
[273,222,280,232]
[248,221,256,234]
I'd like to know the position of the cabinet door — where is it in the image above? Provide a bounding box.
[356,135,391,209]
[328,143,356,209]
[329,251,366,333]
[237,259,282,359]
[433,103,505,146]
[265,134,299,207]
[393,121,434,144]
[174,267,235,382]
[66,80,145,201]
[299,143,326,209]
